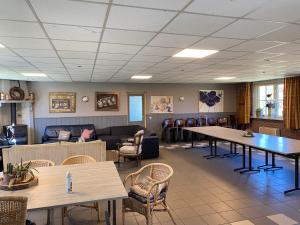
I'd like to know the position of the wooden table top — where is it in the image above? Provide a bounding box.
[184,126,300,156]
[0,161,128,210]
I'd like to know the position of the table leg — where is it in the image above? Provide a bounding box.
[240,147,260,174]
[264,153,283,171]
[46,208,53,225]
[234,145,246,171]
[285,155,300,194]
[113,200,116,225]
[223,142,240,158]
[204,138,221,159]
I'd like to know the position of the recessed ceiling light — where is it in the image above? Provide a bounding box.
[21,73,47,77]
[173,49,218,58]
[214,77,236,80]
[0,43,5,48]
[131,75,152,80]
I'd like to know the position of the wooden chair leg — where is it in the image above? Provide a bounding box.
[96,202,101,222]
[162,202,177,225]
[61,207,65,225]
[122,206,125,225]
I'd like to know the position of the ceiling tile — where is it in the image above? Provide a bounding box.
[0,48,17,57]
[228,40,284,52]
[148,33,200,48]
[139,46,182,56]
[98,52,134,61]
[0,21,45,38]
[258,24,300,42]
[163,13,235,36]
[13,49,57,58]
[99,43,142,54]
[52,40,98,52]
[131,54,167,63]
[24,56,61,64]
[30,0,108,26]
[61,58,95,65]
[192,37,245,50]
[44,24,101,42]
[262,43,300,54]
[96,59,127,66]
[207,50,248,59]
[213,19,284,39]
[0,0,36,21]
[106,5,176,32]
[246,0,300,23]
[0,37,52,49]
[58,51,96,59]
[113,0,190,10]
[185,0,267,17]
[102,29,155,45]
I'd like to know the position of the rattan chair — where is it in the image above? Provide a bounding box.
[117,130,144,167]
[61,155,98,225]
[0,196,28,225]
[61,155,96,165]
[22,159,55,168]
[122,163,176,225]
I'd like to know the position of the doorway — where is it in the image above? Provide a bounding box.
[127,93,145,127]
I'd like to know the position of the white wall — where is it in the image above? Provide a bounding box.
[28,82,238,118]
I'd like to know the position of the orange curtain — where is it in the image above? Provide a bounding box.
[283,76,300,129]
[238,82,252,124]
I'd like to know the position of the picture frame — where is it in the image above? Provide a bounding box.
[95,92,119,111]
[150,96,173,113]
[49,92,76,113]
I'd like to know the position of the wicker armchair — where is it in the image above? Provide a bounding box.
[22,159,55,168]
[0,196,28,225]
[122,163,176,225]
[61,155,96,165]
[61,155,98,225]
[117,130,144,167]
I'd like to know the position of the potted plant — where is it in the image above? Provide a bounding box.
[3,160,38,188]
[255,108,263,117]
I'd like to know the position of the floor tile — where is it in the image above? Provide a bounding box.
[267,213,298,225]
[230,220,255,225]
[201,213,228,225]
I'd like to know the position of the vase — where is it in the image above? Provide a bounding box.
[267,108,272,117]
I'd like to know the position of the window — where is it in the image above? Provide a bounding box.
[257,83,284,117]
[128,95,143,122]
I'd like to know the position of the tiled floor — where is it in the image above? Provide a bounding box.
[28,141,300,225]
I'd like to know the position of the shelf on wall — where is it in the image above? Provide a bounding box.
[0,100,34,104]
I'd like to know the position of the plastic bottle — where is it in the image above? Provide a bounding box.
[66,171,72,193]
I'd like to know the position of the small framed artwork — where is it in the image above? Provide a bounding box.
[95,92,119,111]
[150,96,173,113]
[49,92,76,113]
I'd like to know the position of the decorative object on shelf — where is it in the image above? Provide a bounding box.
[0,160,38,191]
[243,129,254,137]
[179,96,184,102]
[5,94,9,100]
[95,92,119,111]
[49,92,76,113]
[29,92,35,101]
[199,90,224,112]
[265,93,275,118]
[9,87,25,100]
[81,96,89,103]
[150,96,173,113]
[0,92,5,100]
[256,108,263,117]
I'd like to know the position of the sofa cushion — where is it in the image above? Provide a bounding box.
[98,135,120,150]
[58,130,71,141]
[96,127,111,136]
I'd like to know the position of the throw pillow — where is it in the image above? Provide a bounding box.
[58,130,71,141]
[81,129,94,140]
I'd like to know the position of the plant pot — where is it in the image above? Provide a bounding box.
[2,174,12,185]
[256,111,261,118]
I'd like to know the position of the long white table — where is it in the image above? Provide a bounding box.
[184,126,300,194]
[0,161,128,225]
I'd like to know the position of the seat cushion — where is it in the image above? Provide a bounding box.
[120,145,137,154]
[58,130,71,141]
[128,191,166,204]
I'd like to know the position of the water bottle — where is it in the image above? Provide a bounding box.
[66,171,72,193]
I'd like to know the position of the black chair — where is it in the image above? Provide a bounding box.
[228,115,237,129]
[162,118,175,143]
[174,119,185,142]
[207,118,217,126]
[183,118,196,142]
[196,117,207,127]
[217,117,231,128]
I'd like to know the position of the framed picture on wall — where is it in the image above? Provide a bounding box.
[199,90,224,112]
[49,92,76,113]
[150,96,173,113]
[95,92,119,111]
